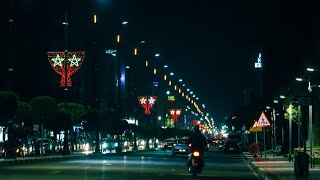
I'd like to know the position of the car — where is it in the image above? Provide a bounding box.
[101,139,118,154]
[172,139,190,155]
[217,140,225,151]
[163,139,177,150]
[223,140,241,154]
[35,138,53,154]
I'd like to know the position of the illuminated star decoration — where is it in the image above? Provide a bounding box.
[68,54,81,67]
[51,54,64,67]
[48,51,85,88]
[138,96,157,115]
[169,109,182,122]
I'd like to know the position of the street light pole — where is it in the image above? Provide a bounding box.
[289,102,293,162]
[7,0,15,90]
[272,107,277,149]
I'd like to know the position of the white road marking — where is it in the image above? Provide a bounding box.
[49,171,62,174]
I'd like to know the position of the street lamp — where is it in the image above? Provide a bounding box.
[296,74,320,166]
[296,78,312,92]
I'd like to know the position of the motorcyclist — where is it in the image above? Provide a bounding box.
[187,125,207,168]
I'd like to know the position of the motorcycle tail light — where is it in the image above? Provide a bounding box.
[193,151,200,157]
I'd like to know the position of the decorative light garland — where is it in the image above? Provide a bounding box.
[48,51,85,87]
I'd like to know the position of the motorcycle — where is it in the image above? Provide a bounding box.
[187,149,204,177]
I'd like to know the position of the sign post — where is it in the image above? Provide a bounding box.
[256,112,271,160]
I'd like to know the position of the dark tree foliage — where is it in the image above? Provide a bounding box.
[0,91,17,124]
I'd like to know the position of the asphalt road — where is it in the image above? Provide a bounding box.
[0,147,261,180]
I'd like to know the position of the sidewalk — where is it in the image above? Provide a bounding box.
[243,152,320,180]
[0,148,155,166]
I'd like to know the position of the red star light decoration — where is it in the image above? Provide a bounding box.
[138,96,157,115]
[48,52,85,87]
[169,109,182,122]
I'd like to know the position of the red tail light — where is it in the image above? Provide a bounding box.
[188,143,192,147]
[193,151,200,157]
[173,143,177,146]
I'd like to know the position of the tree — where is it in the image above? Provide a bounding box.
[57,108,73,154]
[57,103,86,124]
[30,96,58,154]
[14,101,33,141]
[0,91,17,123]
[15,101,32,127]
[83,110,101,153]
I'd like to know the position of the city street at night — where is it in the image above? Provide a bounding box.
[0,147,259,180]
[2,1,319,180]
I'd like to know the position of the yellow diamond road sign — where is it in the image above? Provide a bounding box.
[256,112,270,127]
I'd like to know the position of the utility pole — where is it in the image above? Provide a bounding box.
[62,5,70,155]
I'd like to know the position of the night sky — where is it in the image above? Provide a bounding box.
[2,0,319,124]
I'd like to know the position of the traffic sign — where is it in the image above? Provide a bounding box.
[249,127,262,132]
[252,121,258,127]
[256,112,270,127]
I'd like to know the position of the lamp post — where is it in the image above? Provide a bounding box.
[7,0,15,90]
[296,76,320,166]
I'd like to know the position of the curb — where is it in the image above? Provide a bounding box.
[243,153,277,180]
[248,160,277,180]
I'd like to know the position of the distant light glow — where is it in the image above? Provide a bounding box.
[134,48,138,55]
[307,68,314,72]
[93,15,97,24]
[164,65,168,68]
[120,72,125,83]
[117,35,120,43]
[179,79,182,82]
[122,21,128,25]
[170,72,174,76]
[155,53,160,57]
[153,82,159,86]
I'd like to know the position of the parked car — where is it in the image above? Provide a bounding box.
[35,138,53,154]
[163,139,177,150]
[223,140,241,154]
[172,139,190,156]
